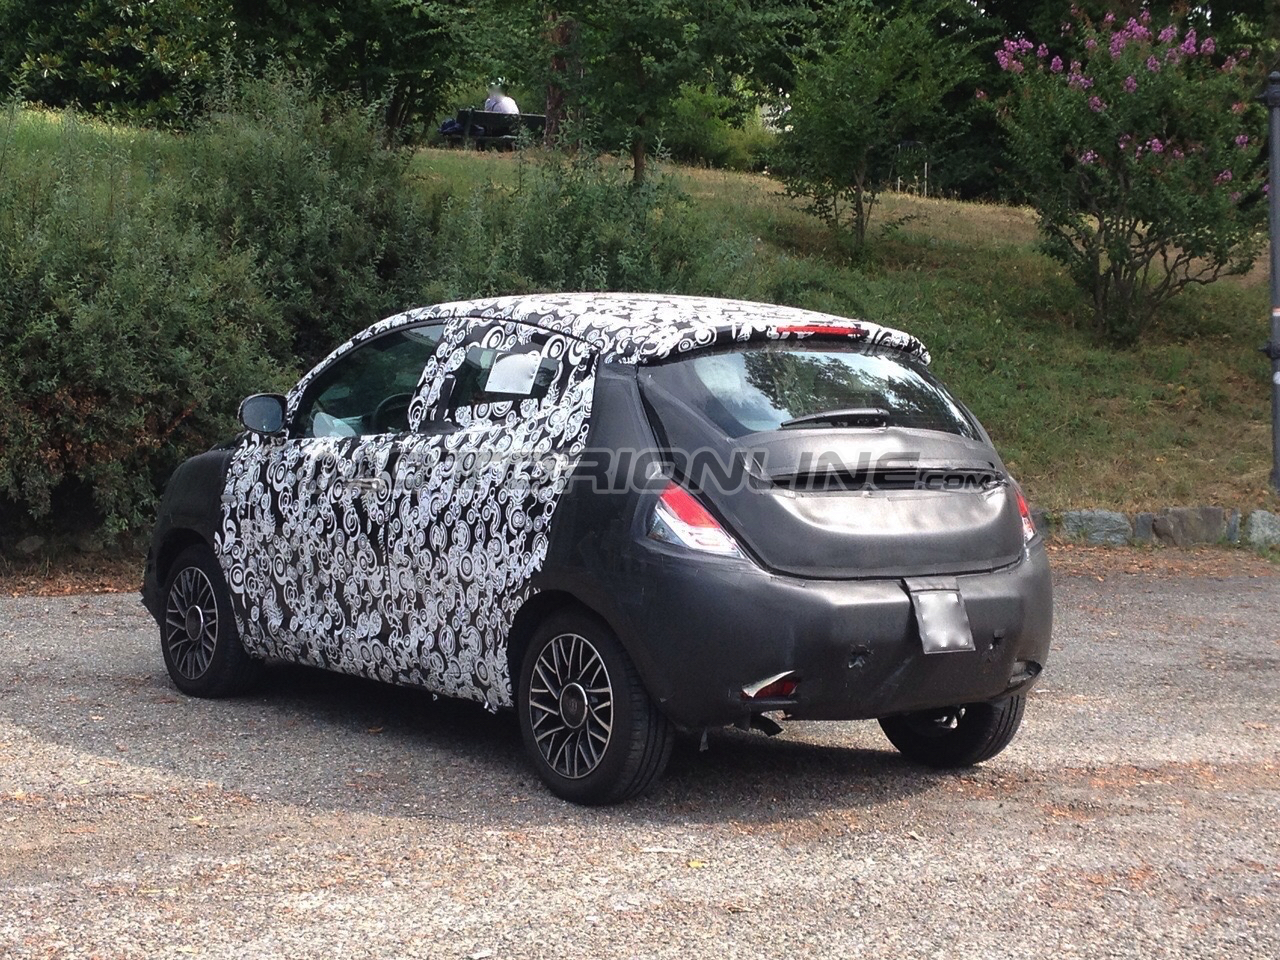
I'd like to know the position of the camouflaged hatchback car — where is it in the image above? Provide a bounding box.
[143,293,1052,804]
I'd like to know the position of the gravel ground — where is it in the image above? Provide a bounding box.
[1,568,1277,959]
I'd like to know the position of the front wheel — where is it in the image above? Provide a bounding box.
[517,610,673,805]
[160,544,262,698]
[878,695,1026,768]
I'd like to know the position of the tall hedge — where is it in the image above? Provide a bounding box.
[0,79,441,539]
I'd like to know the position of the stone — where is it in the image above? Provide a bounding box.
[1061,509,1132,546]
[1132,512,1156,544]
[1151,506,1228,547]
[1029,507,1049,536]
[73,532,105,554]
[14,535,45,556]
[1245,510,1280,549]
[1226,510,1242,545]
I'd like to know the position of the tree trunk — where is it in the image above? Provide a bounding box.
[852,173,867,251]
[544,10,572,145]
[631,134,647,184]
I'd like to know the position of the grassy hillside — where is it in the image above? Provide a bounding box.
[4,104,1273,533]
[414,149,1276,513]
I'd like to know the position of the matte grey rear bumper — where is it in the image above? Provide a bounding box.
[611,541,1053,730]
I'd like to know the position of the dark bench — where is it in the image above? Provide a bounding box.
[439,109,547,149]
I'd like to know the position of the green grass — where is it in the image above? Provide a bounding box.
[0,106,180,203]
[413,147,1276,513]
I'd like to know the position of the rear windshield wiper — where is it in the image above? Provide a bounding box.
[779,407,891,430]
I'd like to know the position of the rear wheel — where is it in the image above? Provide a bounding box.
[160,545,262,697]
[517,610,673,805]
[878,695,1026,768]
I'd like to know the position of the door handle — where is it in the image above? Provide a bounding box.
[351,476,388,495]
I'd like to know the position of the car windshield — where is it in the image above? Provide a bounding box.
[643,342,978,440]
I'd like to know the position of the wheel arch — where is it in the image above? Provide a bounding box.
[505,586,673,718]
[506,590,591,692]
[155,528,212,586]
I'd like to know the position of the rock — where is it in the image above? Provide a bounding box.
[1245,510,1280,549]
[14,535,45,556]
[1151,506,1228,547]
[73,532,105,554]
[1226,510,1242,545]
[1061,509,1132,546]
[1132,512,1156,544]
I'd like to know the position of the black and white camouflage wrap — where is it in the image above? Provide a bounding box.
[214,294,929,708]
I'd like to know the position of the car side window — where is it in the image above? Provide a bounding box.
[436,324,595,425]
[446,342,563,410]
[294,325,442,438]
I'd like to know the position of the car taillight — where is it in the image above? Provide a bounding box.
[1014,484,1036,543]
[648,482,743,558]
[742,672,799,700]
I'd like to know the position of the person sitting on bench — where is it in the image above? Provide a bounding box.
[484,79,519,115]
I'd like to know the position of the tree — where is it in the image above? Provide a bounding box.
[552,1,768,183]
[770,6,973,253]
[562,0,704,182]
[0,0,234,123]
[998,9,1267,343]
[230,0,475,135]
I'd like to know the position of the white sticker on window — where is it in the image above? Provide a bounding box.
[484,351,543,395]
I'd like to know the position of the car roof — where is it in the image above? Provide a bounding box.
[386,293,931,365]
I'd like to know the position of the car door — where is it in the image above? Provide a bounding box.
[380,318,598,709]
[217,323,443,679]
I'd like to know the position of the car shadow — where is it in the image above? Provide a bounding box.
[226,663,940,821]
[8,656,946,827]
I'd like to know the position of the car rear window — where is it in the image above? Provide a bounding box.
[642,343,978,439]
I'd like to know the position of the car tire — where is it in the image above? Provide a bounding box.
[517,609,673,805]
[878,695,1026,768]
[160,544,262,698]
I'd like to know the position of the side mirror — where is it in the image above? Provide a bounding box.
[238,393,287,436]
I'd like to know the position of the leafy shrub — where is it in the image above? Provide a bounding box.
[998,11,1266,344]
[0,0,232,125]
[0,107,286,537]
[175,74,440,365]
[769,8,973,254]
[657,83,774,172]
[429,148,752,300]
[0,75,444,540]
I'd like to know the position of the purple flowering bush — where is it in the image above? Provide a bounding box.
[998,9,1265,344]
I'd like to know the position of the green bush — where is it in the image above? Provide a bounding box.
[0,107,286,537]
[176,75,440,365]
[0,0,233,126]
[656,83,774,172]
[998,11,1267,344]
[0,75,445,541]
[429,148,752,300]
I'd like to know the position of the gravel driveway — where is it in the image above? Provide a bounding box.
[1,566,1277,959]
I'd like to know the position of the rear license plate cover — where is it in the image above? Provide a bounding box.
[904,578,975,655]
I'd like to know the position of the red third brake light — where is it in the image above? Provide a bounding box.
[1014,484,1036,543]
[777,323,864,337]
[648,483,744,558]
